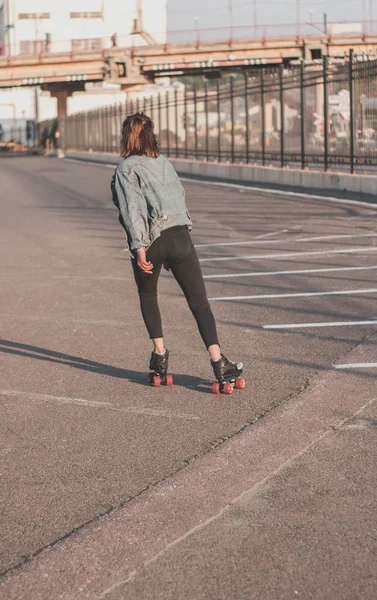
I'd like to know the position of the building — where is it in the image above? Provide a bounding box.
[0,0,167,56]
[0,1,167,124]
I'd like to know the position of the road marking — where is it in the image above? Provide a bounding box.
[0,390,200,421]
[199,247,377,263]
[52,276,127,281]
[0,315,129,327]
[196,232,377,248]
[335,363,377,369]
[64,157,377,210]
[262,319,377,330]
[65,158,116,169]
[203,265,377,279]
[255,229,291,239]
[209,288,377,301]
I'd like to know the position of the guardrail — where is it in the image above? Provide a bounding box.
[2,18,377,59]
[46,51,377,174]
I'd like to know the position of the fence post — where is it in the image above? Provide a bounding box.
[230,76,235,163]
[300,60,305,170]
[166,91,170,157]
[103,107,107,152]
[323,55,329,172]
[118,103,122,149]
[158,93,162,149]
[150,95,154,125]
[244,71,249,164]
[184,85,188,159]
[107,106,111,153]
[261,69,266,166]
[101,108,105,152]
[217,78,221,162]
[194,84,198,160]
[205,81,209,162]
[175,87,179,157]
[110,104,114,152]
[279,64,285,169]
[349,48,355,174]
[98,108,102,152]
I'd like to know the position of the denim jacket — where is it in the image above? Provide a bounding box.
[111,154,192,253]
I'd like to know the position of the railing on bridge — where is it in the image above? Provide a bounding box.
[2,19,377,59]
[54,51,377,174]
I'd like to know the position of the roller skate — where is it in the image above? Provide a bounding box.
[147,349,173,387]
[211,354,245,395]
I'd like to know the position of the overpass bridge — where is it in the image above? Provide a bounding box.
[1,33,377,115]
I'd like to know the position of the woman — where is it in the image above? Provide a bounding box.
[111,113,244,393]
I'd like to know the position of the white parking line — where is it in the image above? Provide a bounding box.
[209,288,377,302]
[0,390,200,420]
[196,232,377,248]
[255,229,290,239]
[65,158,116,169]
[203,265,377,280]
[199,247,377,263]
[335,363,377,369]
[262,320,377,330]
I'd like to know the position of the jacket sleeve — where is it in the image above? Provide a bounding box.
[112,169,150,250]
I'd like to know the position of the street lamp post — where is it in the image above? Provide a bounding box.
[194,16,200,49]
[296,0,301,38]
[228,0,233,46]
[369,0,373,34]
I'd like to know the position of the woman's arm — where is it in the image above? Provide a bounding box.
[112,169,150,251]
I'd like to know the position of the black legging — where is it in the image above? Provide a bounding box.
[132,226,219,348]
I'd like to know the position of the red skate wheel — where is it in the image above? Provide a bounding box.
[152,375,161,387]
[165,374,173,386]
[235,378,246,390]
[223,382,234,395]
[212,382,221,394]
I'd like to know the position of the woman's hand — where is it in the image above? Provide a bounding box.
[136,248,153,275]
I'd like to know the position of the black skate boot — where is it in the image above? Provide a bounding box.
[210,355,245,395]
[147,349,173,387]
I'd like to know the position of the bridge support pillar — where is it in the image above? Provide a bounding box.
[41,83,86,117]
[53,89,71,118]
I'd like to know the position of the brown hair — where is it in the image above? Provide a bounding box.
[120,112,160,158]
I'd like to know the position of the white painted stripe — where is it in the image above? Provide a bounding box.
[179,176,377,210]
[0,390,199,420]
[196,232,377,248]
[209,288,377,302]
[203,265,377,279]
[65,157,116,169]
[262,320,377,330]
[64,157,377,210]
[335,363,377,369]
[52,275,127,281]
[199,247,377,263]
[255,229,290,239]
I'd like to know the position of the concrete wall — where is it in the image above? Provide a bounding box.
[65,151,377,197]
[168,159,377,197]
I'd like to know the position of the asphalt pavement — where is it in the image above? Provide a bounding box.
[0,156,376,599]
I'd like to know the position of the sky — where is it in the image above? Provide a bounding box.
[0,1,370,38]
[167,0,370,37]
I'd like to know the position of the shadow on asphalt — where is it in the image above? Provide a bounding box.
[0,339,210,393]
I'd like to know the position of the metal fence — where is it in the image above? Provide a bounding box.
[59,51,377,174]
